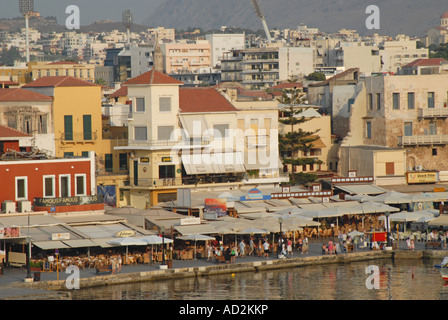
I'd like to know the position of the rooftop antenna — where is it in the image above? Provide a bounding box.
[250,0,272,43]
[19,0,34,63]
[122,9,134,47]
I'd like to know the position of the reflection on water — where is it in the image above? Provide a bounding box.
[72,259,448,300]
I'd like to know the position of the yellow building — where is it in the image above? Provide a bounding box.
[0,62,32,85]
[22,76,119,172]
[29,61,95,83]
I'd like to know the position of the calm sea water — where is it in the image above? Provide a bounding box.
[71,259,448,300]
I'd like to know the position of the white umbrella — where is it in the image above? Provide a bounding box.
[177,234,215,259]
[107,237,147,263]
[371,191,411,204]
[139,235,173,245]
[348,230,364,237]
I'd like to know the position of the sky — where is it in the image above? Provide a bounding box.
[0,0,163,25]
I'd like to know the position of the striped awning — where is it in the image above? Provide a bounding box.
[33,240,70,250]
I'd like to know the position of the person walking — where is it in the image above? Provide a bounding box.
[263,240,270,258]
[287,238,293,257]
[249,237,255,256]
[302,236,309,254]
[239,239,245,258]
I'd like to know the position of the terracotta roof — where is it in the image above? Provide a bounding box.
[0,125,31,138]
[110,86,128,98]
[442,11,448,19]
[308,68,360,87]
[123,69,183,86]
[402,58,448,68]
[0,80,19,86]
[179,88,237,113]
[22,76,98,88]
[0,88,53,102]
[271,82,303,89]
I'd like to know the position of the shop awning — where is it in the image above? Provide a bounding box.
[33,240,70,250]
[174,224,221,235]
[334,184,388,195]
[182,152,246,174]
[62,239,98,248]
[428,215,448,226]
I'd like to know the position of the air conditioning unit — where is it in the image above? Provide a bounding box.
[415,165,423,171]
[1,201,16,214]
[17,200,32,213]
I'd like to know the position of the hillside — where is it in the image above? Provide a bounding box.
[144,0,447,36]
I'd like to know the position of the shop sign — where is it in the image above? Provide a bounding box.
[115,230,136,238]
[205,198,227,218]
[52,233,70,240]
[180,217,201,226]
[162,157,172,162]
[247,188,263,200]
[140,157,150,163]
[406,172,437,184]
[34,195,104,207]
[0,227,20,239]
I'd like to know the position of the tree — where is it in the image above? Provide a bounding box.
[429,43,448,60]
[305,72,326,82]
[0,47,23,66]
[278,86,321,185]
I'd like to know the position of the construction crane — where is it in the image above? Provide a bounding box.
[250,0,272,43]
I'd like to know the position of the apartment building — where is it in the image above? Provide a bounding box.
[161,40,212,74]
[220,46,314,89]
[30,61,95,83]
[328,42,381,76]
[205,33,245,68]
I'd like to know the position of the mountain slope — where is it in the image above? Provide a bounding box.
[144,0,447,36]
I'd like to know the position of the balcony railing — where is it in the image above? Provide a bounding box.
[61,132,98,143]
[113,137,212,148]
[418,107,448,118]
[399,134,448,146]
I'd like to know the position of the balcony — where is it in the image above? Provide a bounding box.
[113,137,212,150]
[61,132,98,144]
[399,134,448,146]
[418,107,448,119]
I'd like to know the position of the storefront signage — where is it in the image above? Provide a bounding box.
[331,176,374,184]
[140,157,150,163]
[180,217,201,226]
[52,233,70,240]
[406,172,437,184]
[34,195,104,207]
[162,157,172,163]
[115,230,136,238]
[0,227,20,239]
[247,188,263,200]
[271,190,333,199]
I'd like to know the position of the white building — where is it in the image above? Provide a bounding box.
[205,33,246,69]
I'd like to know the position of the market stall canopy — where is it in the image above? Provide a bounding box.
[428,215,448,226]
[347,230,365,237]
[174,224,221,236]
[348,201,400,214]
[33,240,70,250]
[371,191,413,204]
[177,234,215,241]
[378,211,431,222]
[237,227,269,234]
[334,184,388,195]
[106,237,147,246]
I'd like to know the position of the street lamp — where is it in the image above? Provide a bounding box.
[19,0,34,63]
[122,10,133,47]
[384,211,392,249]
[278,217,283,257]
[25,210,32,282]
[160,226,166,269]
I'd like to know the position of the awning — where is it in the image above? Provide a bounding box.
[428,215,448,226]
[182,152,246,174]
[33,240,70,250]
[174,224,221,235]
[62,239,98,248]
[335,184,388,195]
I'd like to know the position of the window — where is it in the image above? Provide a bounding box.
[428,92,435,108]
[38,115,47,134]
[59,175,71,197]
[64,152,74,158]
[15,176,28,201]
[404,122,413,136]
[119,153,128,171]
[136,98,145,112]
[213,124,230,138]
[385,162,394,175]
[75,174,86,196]
[348,98,355,112]
[43,175,56,198]
[159,97,172,112]
[393,93,400,110]
[366,121,372,139]
[134,126,147,141]
[376,93,381,110]
[105,154,113,172]
[407,92,415,109]
[432,148,438,156]
[83,115,92,140]
[64,115,73,141]
[81,151,89,157]
[368,93,373,110]
[159,165,175,179]
[158,126,174,141]
[429,121,437,135]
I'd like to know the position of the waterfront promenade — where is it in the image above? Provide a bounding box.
[0,239,446,299]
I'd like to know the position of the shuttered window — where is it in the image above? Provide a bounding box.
[158,126,173,140]
[64,115,73,141]
[159,97,171,112]
[385,162,395,175]
[134,127,147,141]
[83,115,92,140]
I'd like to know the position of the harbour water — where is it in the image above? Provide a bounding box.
[71,258,448,300]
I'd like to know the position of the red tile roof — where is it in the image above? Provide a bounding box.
[110,86,128,98]
[179,88,237,113]
[124,69,183,86]
[0,124,31,138]
[0,88,53,102]
[271,82,303,89]
[22,76,98,88]
[402,58,448,68]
